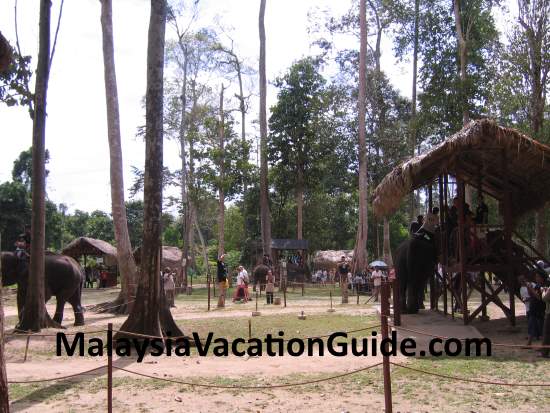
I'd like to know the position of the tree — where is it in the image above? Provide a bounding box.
[99,0,138,314]
[517,0,550,255]
[0,30,33,110]
[116,0,183,341]
[258,0,272,257]
[352,0,369,298]
[268,57,332,240]
[19,0,59,331]
[0,233,8,411]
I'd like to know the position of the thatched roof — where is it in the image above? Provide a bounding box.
[133,246,183,270]
[271,239,309,250]
[373,119,550,218]
[313,250,353,269]
[62,237,117,259]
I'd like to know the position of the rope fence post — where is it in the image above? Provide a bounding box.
[381,282,393,413]
[107,323,113,413]
[248,319,252,340]
[23,336,31,362]
[328,291,335,312]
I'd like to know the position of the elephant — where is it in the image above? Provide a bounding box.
[394,233,439,314]
[1,251,85,326]
[252,264,271,290]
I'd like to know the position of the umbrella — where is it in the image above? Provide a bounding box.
[369,260,388,268]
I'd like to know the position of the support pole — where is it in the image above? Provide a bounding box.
[381,282,393,413]
[107,322,113,413]
[457,176,468,324]
[23,336,31,362]
[443,174,449,316]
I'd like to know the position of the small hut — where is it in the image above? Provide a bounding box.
[62,237,118,286]
[133,246,184,291]
[313,250,354,270]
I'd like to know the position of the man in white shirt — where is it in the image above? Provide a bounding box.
[372,267,383,302]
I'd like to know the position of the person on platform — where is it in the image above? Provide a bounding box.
[409,215,424,235]
[216,254,228,308]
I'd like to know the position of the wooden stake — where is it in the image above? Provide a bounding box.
[381,283,393,413]
[107,322,113,413]
[248,319,252,340]
[23,336,31,362]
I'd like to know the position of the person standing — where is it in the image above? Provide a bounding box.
[163,267,176,308]
[540,283,550,358]
[372,267,383,302]
[216,254,228,308]
[266,269,274,304]
[337,256,350,287]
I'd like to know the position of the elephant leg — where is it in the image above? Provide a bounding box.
[399,278,407,313]
[418,280,426,310]
[406,280,419,314]
[54,297,65,325]
[68,289,85,326]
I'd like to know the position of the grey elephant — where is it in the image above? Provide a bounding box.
[1,251,85,326]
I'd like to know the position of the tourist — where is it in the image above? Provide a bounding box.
[337,256,350,287]
[163,267,176,308]
[409,215,424,235]
[233,265,248,302]
[85,266,93,288]
[99,266,108,288]
[266,269,274,304]
[372,266,383,302]
[216,254,228,308]
[540,283,550,358]
[520,273,545,345]
[475,194,489,225]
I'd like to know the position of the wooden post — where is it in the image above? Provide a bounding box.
[107,322,113,413]
[457,176,468,324]
[23,336,31,362]
[207,274,211,312]
[381,282,393,413]
[248,319,252,340]
[328,291,335,312]
[503,190,516,326]
[442,174,448,316]
[283,280,287,308]
[428,183,436,310]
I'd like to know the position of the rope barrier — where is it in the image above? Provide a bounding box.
[7,365,107,384]
[390,324,550,349]
[389,362,550,387]
[6,329,107,338]
[111,323,382,342]
[112,362,383,390]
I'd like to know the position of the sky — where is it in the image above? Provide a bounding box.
[0,0,509,215]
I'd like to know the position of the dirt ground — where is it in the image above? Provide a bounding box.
[2,287,549,412]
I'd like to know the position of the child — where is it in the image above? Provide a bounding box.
[266,269,274,304]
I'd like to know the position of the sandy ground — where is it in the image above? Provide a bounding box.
[2,288,548,413]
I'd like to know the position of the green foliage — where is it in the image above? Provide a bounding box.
[0,43,33,110]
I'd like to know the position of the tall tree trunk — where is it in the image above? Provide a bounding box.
[352,0,368,277]
[296,166,304,240]
[0,236,9,412]
[116,0,183,340]
[187,82,198,271]
[178,50,190,291]
[518,0,550,256]
[19,0,59,331]
[100,0,137,314]
[409,0,419,222]
[259,0,272,256]
[453,0,470,126]
[218,84,226,257]
[383,218,393,267]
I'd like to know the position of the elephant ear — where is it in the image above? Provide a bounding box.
[1,252,20,286]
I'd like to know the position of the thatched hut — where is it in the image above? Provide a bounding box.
[313,250,353,270]
[62,237,118,286]
[133,246,184,288]
[373,119,550,219]
[372,119,550,326]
